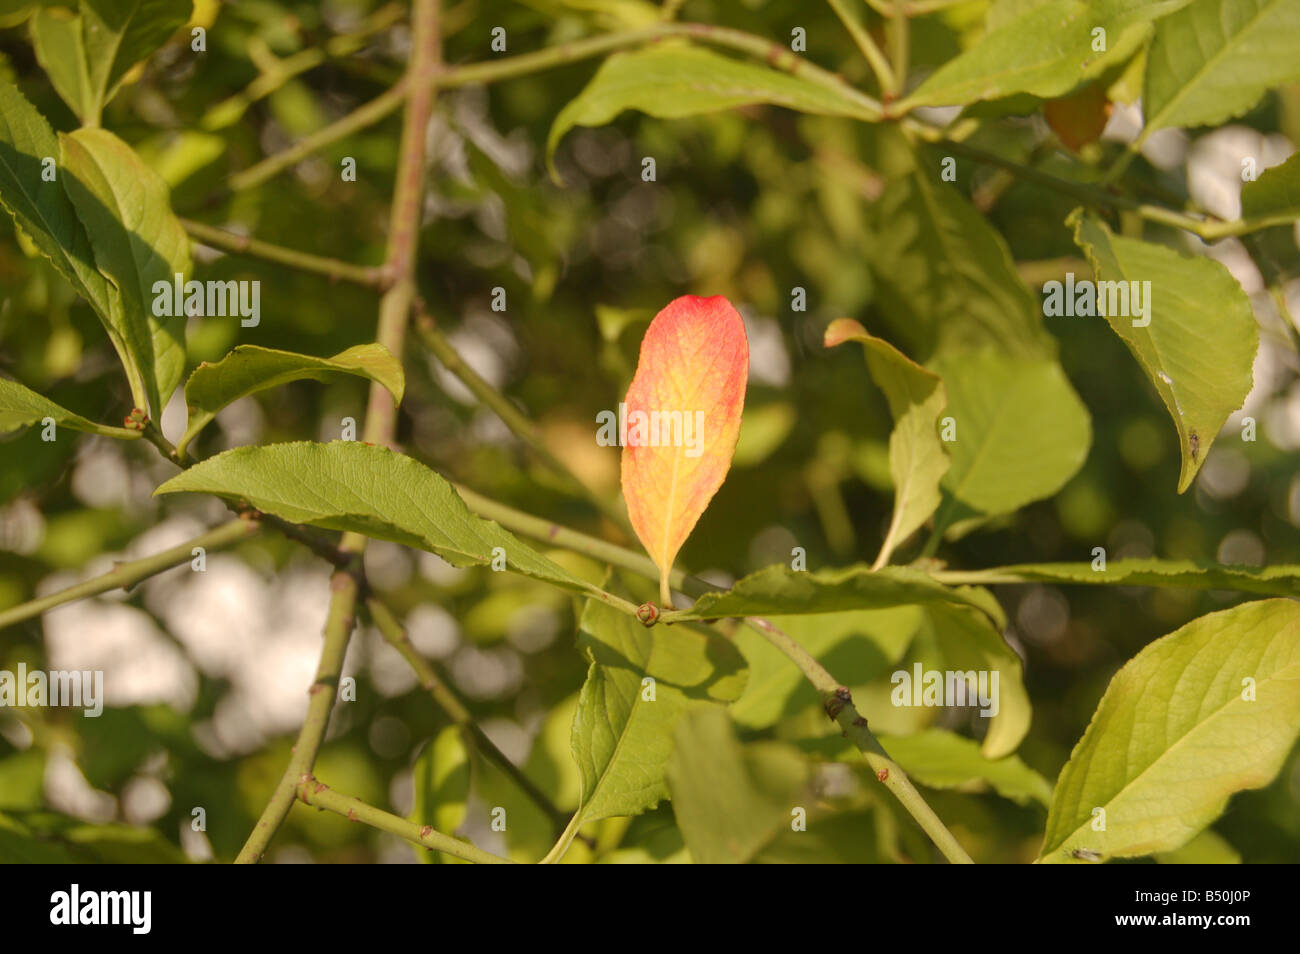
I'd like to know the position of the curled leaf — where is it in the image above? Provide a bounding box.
[620,295,748,606]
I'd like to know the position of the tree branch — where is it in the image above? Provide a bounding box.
[413,310,632,533]
[295,774,515,863]
[363,595,571,835]
[235,566,361,862]
[0,518,259,633]
[235,0,443,864]
[455,485,974,863]
[181,218,384,288]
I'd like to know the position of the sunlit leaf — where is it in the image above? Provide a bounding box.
[1142,0,1300,135]
[60,127,191,416]
[1069,210,1256,492]
[155,441,605,596]
[569,595,747,829]
[0,376,136,437]
[929,348,1091,527]
[1040,598,1300,863]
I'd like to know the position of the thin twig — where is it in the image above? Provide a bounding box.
[181,218,384,288]
[826,0,896,95]
[235,566,361,862]
[363,595,572,835]
[0,519,259,632]
[455,486,975,863]
[235,0,444,864]
[413,310,632,533]
[296,774,515,863]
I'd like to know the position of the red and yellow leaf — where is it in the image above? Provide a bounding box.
[620,295,748,607]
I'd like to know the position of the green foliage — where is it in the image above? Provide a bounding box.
[930,348,1091,527]
[901,0,1190,109]
[59,126,190,415]
[409,727,471,864]
[1040,599,1300,863]
[1143,0,1300,134]
[32,0,191,125]
[1,0,1297,867]
[877,729,1053,807]
[1241,152,1300,219]
[0,376,137,435]
[569,592,746,831]
[865,164,1050,359]
[547,44,875,175]
[1070,210,1257,492]
[155,441,606,595]
[826,321,950,567]
[178,343,404,455]
[671,564,1004,623]
[942,558,1300,598]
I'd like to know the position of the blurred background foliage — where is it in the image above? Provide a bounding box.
[0,0,1298,862]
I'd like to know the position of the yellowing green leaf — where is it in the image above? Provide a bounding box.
[1143,0,1300,135]
[1069,210,1256,492]
[1040,598,1300,863]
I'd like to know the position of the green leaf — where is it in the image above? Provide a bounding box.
[731,607,924,730]
[1154,829,1241,864]
[825,320,950,567]
[929,348,1091,524]
[935,557,1300,599]
[179,344,405,455]
[30,6,95,122]
[1039,598,1300,863]
[866,166,1051,360]
[0,80,122,372]
[409,726,470,864]
[670,564,1005,625]
[1241,152,1300,222]
[0,810,188,862]
[155,441,603,595]
[0,750,45,810]
[569,596,747,828]
[902,0,1190,109]
[666,707,811,864]
[546,44,876,177]
[0,376,138,437]
[877,728,1053,806]
[1069,210,1257,492]
[1143,0,1300,135]
[60,127,191,416]
[31,1,191,125]
[80,0,192,121]
[922,603,1032,758]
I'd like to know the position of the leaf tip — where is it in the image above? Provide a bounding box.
[823,317,868,349]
